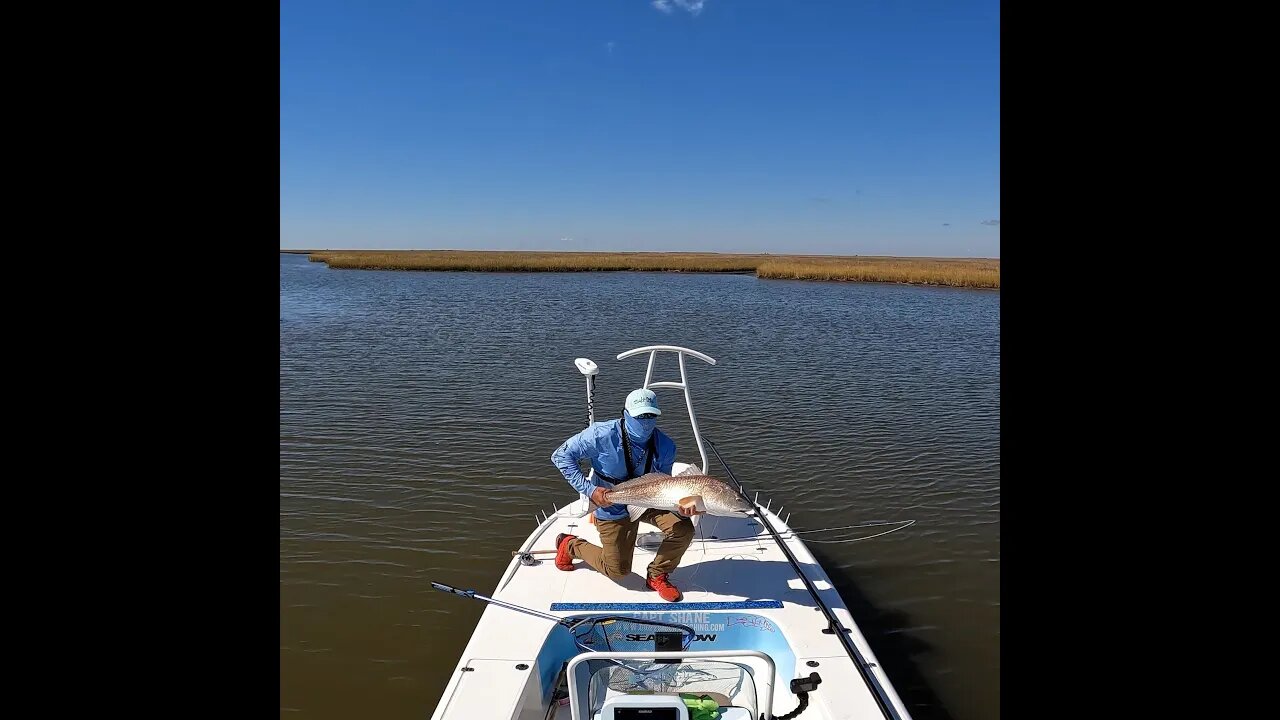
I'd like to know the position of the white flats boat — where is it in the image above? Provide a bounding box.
[428,345,914,720]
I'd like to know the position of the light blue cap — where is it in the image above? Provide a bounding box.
[624,388,662,417]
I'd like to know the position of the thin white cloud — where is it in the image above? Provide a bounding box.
[652,0,707,16]
[606,41,615,55]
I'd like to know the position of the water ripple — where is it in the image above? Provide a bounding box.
[280,254,1000,720]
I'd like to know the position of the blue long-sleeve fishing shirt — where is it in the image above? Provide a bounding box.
[551,418,676,521]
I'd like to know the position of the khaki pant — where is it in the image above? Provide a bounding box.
[568,509,694,580]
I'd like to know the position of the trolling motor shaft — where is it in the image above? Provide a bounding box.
[574,358,598,426]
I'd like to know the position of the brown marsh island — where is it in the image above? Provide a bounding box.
[288,250,999,289]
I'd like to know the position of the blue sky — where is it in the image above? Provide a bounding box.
[281,0,1000,257]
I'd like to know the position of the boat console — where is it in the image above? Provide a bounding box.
[567,650,774,720]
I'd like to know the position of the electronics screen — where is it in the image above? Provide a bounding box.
[613,709,680,720]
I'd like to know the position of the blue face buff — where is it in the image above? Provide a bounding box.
[624,411,656,442]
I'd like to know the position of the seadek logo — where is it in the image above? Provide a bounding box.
[625,633,718,642]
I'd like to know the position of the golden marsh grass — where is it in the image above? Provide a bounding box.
[302,250,999,288]
[756,257,999,288]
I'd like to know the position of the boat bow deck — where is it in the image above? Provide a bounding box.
[430,499,909,719]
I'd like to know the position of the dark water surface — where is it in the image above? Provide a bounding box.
[279,253,1000,719]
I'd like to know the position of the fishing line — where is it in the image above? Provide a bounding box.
[511,520,914,560]
[800,520,915,543]
[706,520,916,544]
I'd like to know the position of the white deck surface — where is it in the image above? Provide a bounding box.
[431,482,913,720]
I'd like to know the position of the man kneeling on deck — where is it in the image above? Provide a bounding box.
[550,388,696,602]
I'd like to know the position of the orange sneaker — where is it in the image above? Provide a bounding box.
[646,573,682,602]
[555,533,577,571]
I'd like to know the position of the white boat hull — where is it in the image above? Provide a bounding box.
[429,464,912,720]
